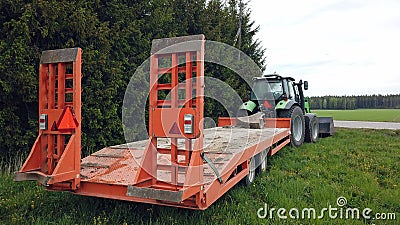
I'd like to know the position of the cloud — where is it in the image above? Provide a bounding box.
[250,0,400,96]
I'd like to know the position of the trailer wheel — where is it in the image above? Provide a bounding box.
[243,156,256,186]
[278,106,305,147]
[256,149,269,174]
[305,114,319,143]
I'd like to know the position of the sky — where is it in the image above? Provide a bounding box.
[249,0,400,96]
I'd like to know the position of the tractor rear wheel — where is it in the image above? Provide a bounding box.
[278,106,305,147]
[305,114,319,143]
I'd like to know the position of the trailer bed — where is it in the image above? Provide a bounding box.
[81,127,288,191]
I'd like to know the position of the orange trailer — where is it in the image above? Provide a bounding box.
[15,35,291,210]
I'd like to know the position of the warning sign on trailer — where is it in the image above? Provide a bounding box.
[169,122,181,134]
[57,107,79,132]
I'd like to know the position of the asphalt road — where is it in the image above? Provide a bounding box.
[334,120,400,130]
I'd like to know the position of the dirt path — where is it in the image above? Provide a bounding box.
[334,120,400,130]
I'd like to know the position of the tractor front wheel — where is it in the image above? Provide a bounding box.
[278,106,305,147]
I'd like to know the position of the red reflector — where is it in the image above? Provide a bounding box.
[184,120,192,124]
[57,106,79,132]
[263,100,272,109]
[40,119,45,123]
[169,122,181,134]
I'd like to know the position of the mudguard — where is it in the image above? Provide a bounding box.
[318,117,335,136]
[304,98,311,113]
[239,100,257,112]
[275,99,295,110]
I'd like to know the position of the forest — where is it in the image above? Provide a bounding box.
[0,0,265,160]
[309,94,400,110]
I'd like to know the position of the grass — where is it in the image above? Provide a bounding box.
[1,128,399,224]
[313,109,400,122]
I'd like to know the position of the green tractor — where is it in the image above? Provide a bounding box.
[238,74,334,147]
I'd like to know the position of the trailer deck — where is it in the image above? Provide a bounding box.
[75,126,289,209]
[80,127,288,188]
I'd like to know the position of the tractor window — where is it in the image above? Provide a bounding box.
[269,81,283,93]
[268,81,284,100]
[288,81,296,99]
[251,80,270,100]
[251,79,283,100]
[293,85,300,102]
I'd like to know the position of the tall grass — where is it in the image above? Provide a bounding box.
[0,153,26,175]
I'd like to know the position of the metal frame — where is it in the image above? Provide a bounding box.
[15,48,82,190]
[129,35,206,205]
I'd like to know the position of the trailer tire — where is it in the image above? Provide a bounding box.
[278,106,305,147]
[256,149,269,174]
[305,114,319,143]
[243,156,256,186]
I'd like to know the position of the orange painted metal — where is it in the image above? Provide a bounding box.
[217,117,238,126]
[218,117,290,128]
[265,118,291,128]
[133,35,206,203]
[76,127,290,210]
[15,48,82,190]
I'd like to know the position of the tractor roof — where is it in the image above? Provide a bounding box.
[262,74,295,81]
[252,74,295,81]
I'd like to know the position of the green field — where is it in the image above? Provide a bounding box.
[1,128,399,224]
[313,109,400,122]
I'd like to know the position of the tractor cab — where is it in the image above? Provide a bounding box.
[241,74,309,116]
[251,75,298,102]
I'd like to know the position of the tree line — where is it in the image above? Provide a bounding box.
[0,0,265,160]
[308,94,400,110]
